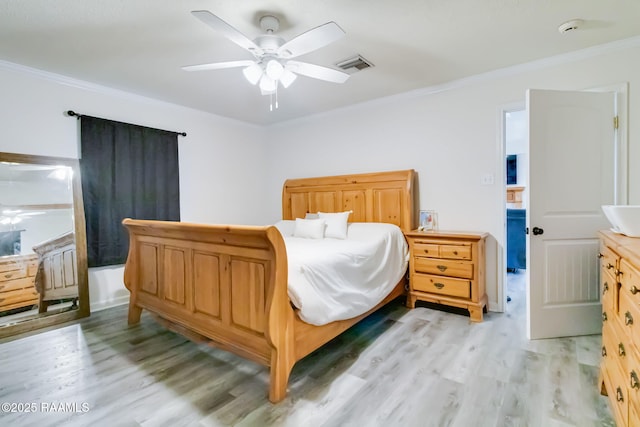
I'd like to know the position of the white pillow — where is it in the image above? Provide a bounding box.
[305,212,319,220]
[293,218,326,239]
[318,211,351,239]
[273,220,295,237]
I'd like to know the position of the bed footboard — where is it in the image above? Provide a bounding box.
[122,218,295,402]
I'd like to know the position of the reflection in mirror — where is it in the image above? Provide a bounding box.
[0,153,88,338]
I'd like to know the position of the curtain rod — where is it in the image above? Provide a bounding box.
[66,110,187,137]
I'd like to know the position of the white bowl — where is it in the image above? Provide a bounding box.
[602,205,640,237]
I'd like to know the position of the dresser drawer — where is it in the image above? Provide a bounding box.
[603,319,631,376]
[412,274,471,299]
[0,266,29,281]
[0,277,35,294]
[0,288,38,310]
[413,257,473,279]
[600,241,619,277]
[619,289,640,341]
[627,343,640,412]
[603,357,630,427]
[0,260,37,279]
[620,258,640,303]
[601,267,617,313]
[412,241,471,260]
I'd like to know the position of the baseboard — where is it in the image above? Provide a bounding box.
[90,295,129,313]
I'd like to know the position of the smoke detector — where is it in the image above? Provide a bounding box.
[558,19,584,34]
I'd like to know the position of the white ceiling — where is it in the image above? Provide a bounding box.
[1,0,639,126]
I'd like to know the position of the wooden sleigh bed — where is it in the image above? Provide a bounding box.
[122,169,416,402]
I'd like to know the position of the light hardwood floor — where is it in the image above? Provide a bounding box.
[0,271,614,426]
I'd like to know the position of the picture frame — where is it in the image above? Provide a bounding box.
[419,210,437,231]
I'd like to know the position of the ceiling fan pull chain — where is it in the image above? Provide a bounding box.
[275,83,279,109]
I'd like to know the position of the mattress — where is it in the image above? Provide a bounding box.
[274,220,409,326]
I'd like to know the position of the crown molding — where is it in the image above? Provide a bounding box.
[2,33,639,131]
[0,59,262,130]
[269,35,640,129]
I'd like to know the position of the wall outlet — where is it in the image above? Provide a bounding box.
[481,173,495,185]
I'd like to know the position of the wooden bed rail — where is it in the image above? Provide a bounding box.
[122,218,295,401]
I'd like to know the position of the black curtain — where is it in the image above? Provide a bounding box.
[80,116,180,267]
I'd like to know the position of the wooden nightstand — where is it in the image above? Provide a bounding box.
[405,230,488,322]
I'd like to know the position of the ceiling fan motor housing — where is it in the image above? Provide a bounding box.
[254,35,286,54]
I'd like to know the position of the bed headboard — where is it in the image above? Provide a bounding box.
[282,169,417,232]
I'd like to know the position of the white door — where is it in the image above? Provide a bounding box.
[527,89,615,339]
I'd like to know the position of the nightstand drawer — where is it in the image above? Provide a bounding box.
[413,257,473,279]
[412,274,470,299]
[412,242,440,258]
[413,242,471,260]
[440,245,471,260]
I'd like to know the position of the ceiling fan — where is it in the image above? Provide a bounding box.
[183,11,350,105]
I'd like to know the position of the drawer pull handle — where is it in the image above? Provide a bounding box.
[602,312,608,322]
[597,252,604,259]
[602,346,607,357]
[453,251,458,255]
[616,387,624,402]
[631,371,640,389]
[631,285,639,295]
[603,282,609,295]
[616,269,623,276]
[607,263,614,270]
[619,343,626,357]
[625,311,634,326]
[434,282,445,289]
[437,265,448,272]
[4,273,12,279]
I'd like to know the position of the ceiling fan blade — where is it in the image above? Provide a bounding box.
[182,60,255,72]
[286,61,349,83]
[277,22,345,58]
[191,10,264,55]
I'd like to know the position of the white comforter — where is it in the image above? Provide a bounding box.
[274,220,409,326]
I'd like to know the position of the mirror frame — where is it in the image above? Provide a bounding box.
[0,152,89,338]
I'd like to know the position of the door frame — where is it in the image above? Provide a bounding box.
[497,83,628,319]
[498,101,525,313]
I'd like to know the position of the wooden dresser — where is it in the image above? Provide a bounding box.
[0,254,39,313]
[599,230,640,426]
[405,230,488,322]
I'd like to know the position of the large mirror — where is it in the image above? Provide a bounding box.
[0,152,88,338]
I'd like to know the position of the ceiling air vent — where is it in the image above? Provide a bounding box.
[336,55,374,74]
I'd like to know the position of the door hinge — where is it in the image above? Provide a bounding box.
[614,116,619,130]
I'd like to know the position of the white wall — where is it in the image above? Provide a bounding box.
[265,41,640,311]
[0,63,268,311]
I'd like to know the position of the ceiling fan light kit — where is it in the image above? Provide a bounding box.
[183,10,351,110]
[242,63,263,85]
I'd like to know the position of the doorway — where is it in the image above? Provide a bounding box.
[500,86,626,336]
[504,109,527,308]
